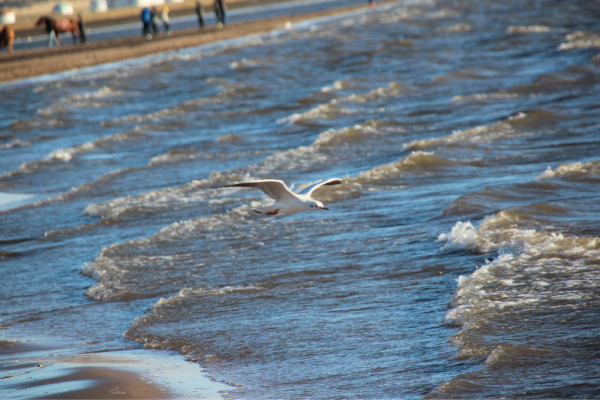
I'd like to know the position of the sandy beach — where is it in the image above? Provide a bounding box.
[0,340,230,399]
[0,0,368,83]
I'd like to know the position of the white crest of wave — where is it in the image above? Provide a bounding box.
[84,177,213,219]
[357,151,452,183]
[280,81,404,124]
[66,86,126,102]
[437,221,480,251]
[404,112,527,150]
[536,160,600,180]
[507,25,551,34]
[441,211,600,359]
[229,57,271,70]
[559,31,600,51]
[315,122,381,146]
[43,131,149,166]
[436,23,472,33]
[345,81,406,103]
[0,139,31,150]
[82,203,261,302]
[280,102,351,124]
[320,79,349,93]
[154,285,264,309]
[451,91,520,103]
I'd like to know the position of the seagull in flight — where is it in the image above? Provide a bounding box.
[218,178,343,216]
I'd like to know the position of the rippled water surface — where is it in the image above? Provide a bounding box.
[2,0,600,398]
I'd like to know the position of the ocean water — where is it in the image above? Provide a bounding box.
[1,0,600,398]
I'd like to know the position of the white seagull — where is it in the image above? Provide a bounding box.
[218,178,343,216]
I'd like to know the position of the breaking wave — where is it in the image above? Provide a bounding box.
[536,160,600,180]
[404,112,529,150]
[440,212,600,360]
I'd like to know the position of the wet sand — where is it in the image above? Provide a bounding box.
[0,340,229,399]
[0,1,369,83]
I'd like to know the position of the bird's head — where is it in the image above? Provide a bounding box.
[308,200,328,211]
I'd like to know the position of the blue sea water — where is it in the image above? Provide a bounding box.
[1,0,600,398]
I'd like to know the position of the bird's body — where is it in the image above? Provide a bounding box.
[218,178,342,215]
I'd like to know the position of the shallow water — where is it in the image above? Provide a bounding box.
[2,0,600,398]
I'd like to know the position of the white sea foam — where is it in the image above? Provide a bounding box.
[1,131,149,180]
[313,123,381,147]
[320,79,350,93]
[282,103,352,125]
[84,177,209,219]
[280,81,405,125]
[82,203,262,302]
[441,211,600,359]
[559,31,600,50]
[507,25,551,34]
[229,57,272,70]
[437,220,480,251]
[357,151,453,183]
[0,139,31,149]
[451,91,521,103]
[536,160,600,180]
[63,86,127,104]
[154,285,264,309]
[404,112,528,150]
[436,23,472,33]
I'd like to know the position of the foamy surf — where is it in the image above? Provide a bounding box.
[441,213,600,358]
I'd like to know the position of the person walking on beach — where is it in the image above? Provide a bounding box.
[214,0,226,27]
[161,6,170,35]
[213,0,222,27]
[151,7,160,36]
[77,13,87,43]
[195,0,205,29]
[141,7,151,38]
[219,0,227,25]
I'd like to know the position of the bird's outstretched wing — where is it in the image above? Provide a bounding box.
[218,179,298,201]
[298,178,343,196]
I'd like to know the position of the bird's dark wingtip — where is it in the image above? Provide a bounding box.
[325,178,343,186]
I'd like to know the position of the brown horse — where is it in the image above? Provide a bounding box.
[0,25,14,53]
[35,16,81,46]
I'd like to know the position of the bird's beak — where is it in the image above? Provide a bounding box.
[321,206,329,211]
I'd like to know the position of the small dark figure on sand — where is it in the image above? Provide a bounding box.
[214,0,226,27]
[141,7,151,37]
[77,13,87,43]
[151,7,159,36]
[161,6,170,35]
[196,0,205,29]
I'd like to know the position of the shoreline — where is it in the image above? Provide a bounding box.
[0,0,371,83]
[8,0,292,39]
[0,340,230,399]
